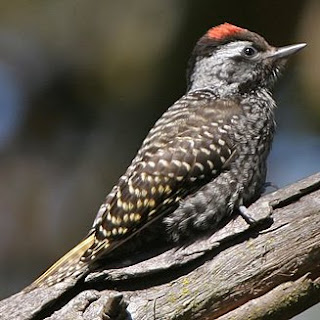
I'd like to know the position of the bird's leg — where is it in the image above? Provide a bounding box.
[238,205,256,225]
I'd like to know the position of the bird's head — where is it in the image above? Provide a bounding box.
[187,23,306,94]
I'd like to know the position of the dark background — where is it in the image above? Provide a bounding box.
[0,1,319,318]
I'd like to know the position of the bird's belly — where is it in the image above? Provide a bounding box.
[240,155,267,206]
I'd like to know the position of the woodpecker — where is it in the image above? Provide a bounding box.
[27,23,306,290]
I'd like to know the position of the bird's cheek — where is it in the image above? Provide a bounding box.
[233,67,255,84]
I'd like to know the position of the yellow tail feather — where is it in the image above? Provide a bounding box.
[26,234,95,291]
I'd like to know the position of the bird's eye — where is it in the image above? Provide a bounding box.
[243,46,258,57]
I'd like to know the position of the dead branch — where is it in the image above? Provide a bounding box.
[0,173,320,320]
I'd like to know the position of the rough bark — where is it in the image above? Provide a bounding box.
[0,173,320,320]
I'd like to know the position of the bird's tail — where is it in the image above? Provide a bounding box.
[25,233,96,292]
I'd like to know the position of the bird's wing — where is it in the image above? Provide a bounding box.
[28,92,243,289]
[89,92,243,256]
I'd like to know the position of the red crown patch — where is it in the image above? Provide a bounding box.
[207,23,244,40]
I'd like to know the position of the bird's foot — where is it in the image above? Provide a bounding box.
[238,205,256,225]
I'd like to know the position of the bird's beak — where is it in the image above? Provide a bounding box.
[268,43,307,60]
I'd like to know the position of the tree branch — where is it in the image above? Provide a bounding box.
[1,173,320,320]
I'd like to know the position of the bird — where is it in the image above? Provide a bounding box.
[27,22,306,290]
